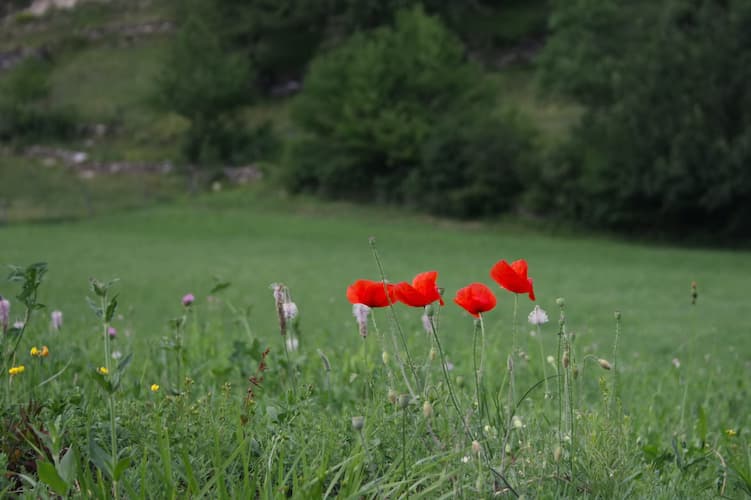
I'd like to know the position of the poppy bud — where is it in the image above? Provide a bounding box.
[398,394,410,410]
[556,297,565,308]
[562,350,570,368]
[382,351,390,365]
[351,416,364,431]
[598,358,612,370]
[614,310,621,321]
[388,388,397,404]
[422,400,433,419]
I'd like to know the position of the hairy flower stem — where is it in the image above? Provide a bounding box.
[536,325,549,397]
[402,407,409,498]
[556,312,564,477]
[369,239,421,393]
[612,313,621,416]
[100,293,119,500]
[429,316,474,441]
[473,317,489,430]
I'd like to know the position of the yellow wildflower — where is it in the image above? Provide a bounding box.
[97,366,109,375]
[725,429,737,438]
[150,384,160,392]
[40,345,49,357]
[30,346,40,357]
[8,365,25,376]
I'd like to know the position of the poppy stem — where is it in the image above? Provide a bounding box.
[428,316,474,441]
[368,239,421,394]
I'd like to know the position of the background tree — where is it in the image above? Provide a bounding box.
[154,0,253,168]
[534,0,751,237]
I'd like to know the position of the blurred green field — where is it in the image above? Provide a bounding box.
[2,189,749,402]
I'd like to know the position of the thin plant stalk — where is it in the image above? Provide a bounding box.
[536,324,549,397]
[369,238,421,393]
[100,292,119,500]
[428,316,474,441]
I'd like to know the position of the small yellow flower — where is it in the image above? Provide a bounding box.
[8,365,25,376]
[30,346,40,357]
[150,384,160,392]
[40,345,49,357]
[97,366,109,375]
[725,429,737,438]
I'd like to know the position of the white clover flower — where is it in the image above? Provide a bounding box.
[111,350,122,360]
[512,415,524,429]
[0,297,10,332]
[461,455,471,464]
[352,303,371,338]
[546,355,556,367]
[528,305,549,325]
[421,313,432,334]
[50,310,63,331]
[283,302,299,321]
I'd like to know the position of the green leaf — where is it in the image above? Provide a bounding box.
[37,460,69,495]
[117,352,133,373]
[85,296,103,318]
[113,456,132,481]
[91,370,114,394]
[58,446,78,484]
[88,439,113,479]
[105,295,118,322]
[209,281,231,294]
[696,405,707,446]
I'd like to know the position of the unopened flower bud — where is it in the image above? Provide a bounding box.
[562,350,570,368]
[471,440,481,456]
[388,388,397,404]
[381,351,389,364]
[555,297,565,308]
[429,347,437,361]
[598,358,612,370]
[351,416,364,431]
[614,310,621,321]
[422,401,433,419]
[553,446,562,462]
[398,394,410,410]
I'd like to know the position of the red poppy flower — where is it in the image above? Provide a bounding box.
[490,259,536,301]
[394,271,445,307]
[346,279,396,307]
[454,283,497,318]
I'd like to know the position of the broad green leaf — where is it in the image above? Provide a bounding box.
[113,456,132,481]
[37,460,69,495]
[58,446,78,484]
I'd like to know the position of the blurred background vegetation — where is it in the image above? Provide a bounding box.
[1,0,749,241]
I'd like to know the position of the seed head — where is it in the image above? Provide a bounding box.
[50,310,63,331]
[598,358,612,370]
[397,394,410,410]
[471,440,481,456]
[351,416,364,431]
[422,400,433,419]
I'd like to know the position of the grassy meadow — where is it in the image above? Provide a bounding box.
[1,190,749,497]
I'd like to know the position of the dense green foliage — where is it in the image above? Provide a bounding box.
[284,7,536,216]
[536,0,751,237]
[0,59,77,143]
[155,0,257,166]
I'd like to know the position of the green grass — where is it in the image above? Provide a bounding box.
[0,190,749,496]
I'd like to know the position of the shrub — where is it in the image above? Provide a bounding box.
[535,0,751,238]
[284,6,519,207]
[0,59,77,143]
